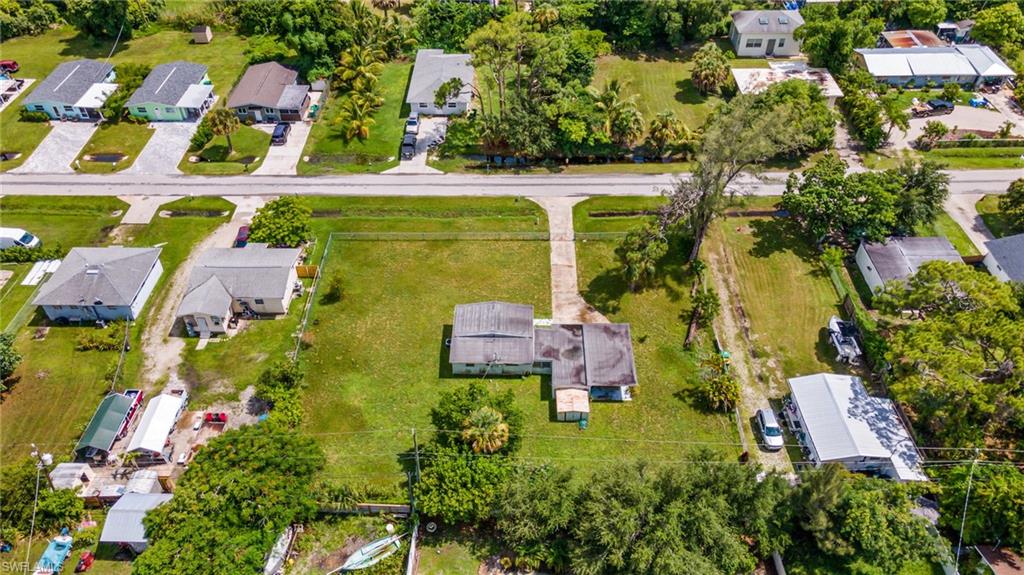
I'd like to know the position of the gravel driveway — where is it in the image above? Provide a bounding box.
[11,122,96,174]
[253,122,313,175]
[125,122,197,175]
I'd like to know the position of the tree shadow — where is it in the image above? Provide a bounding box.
[748,218,821,266]
[436,325,454,379]
[199,144,230,162]
[581,267,627,317]
[58,33,129,60]
[674,78,706,105]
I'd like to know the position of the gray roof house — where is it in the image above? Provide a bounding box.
[983,233,1024,283]
[855,237,961,294]
[450,302,638,421]
[176,246,301,336]
[227,62,310,123]
[406,49,475,116]
[33,247,163,322]
[729,10,804,57]
[100,493,173,553]
[23,59,118,120]
[127,61,214,122]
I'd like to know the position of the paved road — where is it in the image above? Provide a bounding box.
[0,169,1018,197]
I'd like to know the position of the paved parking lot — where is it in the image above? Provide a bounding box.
[253,121,312,175]
[383,116,445,174]
[126,122,198,175]
[10,121,96,174]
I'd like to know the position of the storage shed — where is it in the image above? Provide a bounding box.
[126,394,185,464]
[49,463,96,491]
[192,25,212,44]
[100,493,173,553]
[75,393,137,460]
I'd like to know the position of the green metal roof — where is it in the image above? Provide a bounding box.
[75,393,134,454]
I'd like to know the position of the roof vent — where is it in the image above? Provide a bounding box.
[85,266,100,275]
[758,16,769,25]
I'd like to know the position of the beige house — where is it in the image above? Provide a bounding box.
[176,245,301,336]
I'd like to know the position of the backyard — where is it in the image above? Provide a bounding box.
[299,62,412,175]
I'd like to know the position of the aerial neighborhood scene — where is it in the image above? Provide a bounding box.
[2,0,1024,574]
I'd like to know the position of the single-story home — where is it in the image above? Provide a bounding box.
[787,373,927,482]
[879,29,946,48]
[23,59,118,120]
[729,10,804,57]
[854,45,1016,87]
[75,391,144,460]
[855,237,961,294]
[449,302,638,422]
[406,49,475,116]
[227,62,310,123]
[125,394,186,464]
[982,233,1024,283]
[176,245,302,336]
[49,463,96,491]
[127,61,214,122]
[99,493,173,553]
[731,61,843,107]
[33,247,163,323]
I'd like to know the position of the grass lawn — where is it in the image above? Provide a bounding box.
[863,147,1024,170]
[0,27,250,171]
[430,154,695,174]
[7,510,133,575]
[73,121,155,173]
[299,63,412,175]
[417,529,496,575]
[976,194,1019,238]
[915,211,981,257]
[178,125,270,175]
[289,516,407,574]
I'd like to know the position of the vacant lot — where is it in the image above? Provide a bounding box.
[300,63,412,175]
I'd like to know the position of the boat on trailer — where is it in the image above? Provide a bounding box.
[327,533,404,573]
[33,528,73,574]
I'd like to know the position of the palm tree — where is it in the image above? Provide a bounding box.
[647,111,680,159]
[338,97,377,141]
[371,0,399,19]
[335,45,386,91]
[533,5,559,29]
[206,108,241,156]
[589,80,644,149]
[461,406,510,454]
[691,42,729,95]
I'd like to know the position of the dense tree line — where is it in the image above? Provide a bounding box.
[0,458,84,544]
[0,0,60,39]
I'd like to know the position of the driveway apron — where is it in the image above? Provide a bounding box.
[10,122,96,174]
[253,122,313,175]
[125,122,198,175]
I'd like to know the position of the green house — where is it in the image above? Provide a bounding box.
[126,61,214,122]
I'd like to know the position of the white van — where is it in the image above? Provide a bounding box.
[0,227,40,250]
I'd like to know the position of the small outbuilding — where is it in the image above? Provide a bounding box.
[982,233,1024,283]
[126,394,186,464]
[49,463,96,491]
[855,237,961,294]
[880,30,946,48]
[406,49,475,115]
[192,25,212,44]
[731,61,843,107]
[75,392,139,461]
[100,493,173,553]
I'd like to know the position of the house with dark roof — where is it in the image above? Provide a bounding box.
[855,237,961,294]
[227,62,310,123]
[23,59,118,120]
[176,245,301,336]
[449,302,638,422]
[127,61,214,122]
[983,233,1024,283]
[33,247,163,322]
[729,10,804,57]
[406,49,475,115]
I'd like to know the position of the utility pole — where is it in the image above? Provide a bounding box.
[412,428,421,482]
[954,452,980,574]
[24,444,51,569]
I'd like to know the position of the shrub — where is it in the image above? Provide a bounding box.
[19,109,50,123]
[75,323,125,351]
[0,244,63,263]
[319,275,344,305]
[691,288,720,328]
[73,526,98,550]
[941,82,961,103]
[189,116,214,151]
[698,373,740,412]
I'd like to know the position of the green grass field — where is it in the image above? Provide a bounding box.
[863,146,1024,170]
[300,63,412,175]
[179,125,270,174]
[915,211,981,257]
[976,194,1019,238]
[73,122,155,173]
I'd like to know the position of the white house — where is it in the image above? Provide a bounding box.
[33,247,163,322]
[982,233,1024,283]
[176,245,301,336]
[731,61,843,107]
[23,59,118,121]
[405,49,475,116]
[729,10,804,58]
[855,237,961,294]
[787,373,927,482]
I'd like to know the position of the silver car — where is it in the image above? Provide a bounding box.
[756,408,785,451]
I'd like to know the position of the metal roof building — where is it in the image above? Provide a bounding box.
[450,302,536,366]
[855,237,961,293]
[126,394,185,460]
[788,373,927,482]
[983,233,1024,283]
[100,493,173,552]
[855,45,1016,85]
[880,30,946,48]
[75,393,136,458]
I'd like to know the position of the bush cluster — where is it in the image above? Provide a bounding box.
[75,324,125,351]
[0,244,63,263]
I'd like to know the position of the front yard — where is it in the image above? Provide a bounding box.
[976,194,1019,238]
[178,125,271,175]
[73,121,155,173]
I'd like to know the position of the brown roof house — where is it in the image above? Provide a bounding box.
[227,62,310,123]
[449,302,638,422]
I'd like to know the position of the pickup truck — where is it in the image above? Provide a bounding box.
[911,99,954,118]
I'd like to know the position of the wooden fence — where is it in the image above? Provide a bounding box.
[296,265,318,278]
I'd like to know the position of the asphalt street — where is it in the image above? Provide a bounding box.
[0,169,1019,198]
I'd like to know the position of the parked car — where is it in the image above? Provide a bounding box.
[0,60,19,73]
[271,122,291,145]
[756,408,785,451]
[233,225,250,248]
[401,134,416,160]
[405,114,420,135]
[912,98,954,118]
[0,227,40,249]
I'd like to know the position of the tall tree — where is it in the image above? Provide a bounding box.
[841,85,886,151]
[66,0,163,39]
[905,0,947,29]
[248,196,312,248]
[496,465,576,572]
[370,0,399,19]
[893,158,949,233]
[794,4,882,73]
[430,382,524,454]
[589,79,643,149]
[205,108,241,156]
[970,2,1024,50]
[461,406,510,454]
[880,92,910,142]
[646,110,683,158]
[937,464,1024,551]
[615,223,668,291]
[0,332,21,383]
[690,41,729,95]
[415,446,513,524]
[334,45,386,92]
[998,177,1024,231]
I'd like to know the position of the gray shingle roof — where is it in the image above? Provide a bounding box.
[227,62,306,109]
[33,247,161,307]
[861,237,962,283]
[25,59,114,106]
[127,61,208,107]
[176,247,300,317]
[406,49,475,105]
[100,493,173,545]
[731,10,804,35]
[984,233,1024,281]
[176,275,232,317]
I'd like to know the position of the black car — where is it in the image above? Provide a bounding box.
[926,99,954,115]
[271,122,291,145]
[401,134,416,160]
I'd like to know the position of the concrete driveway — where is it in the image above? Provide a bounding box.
[383,117,445,174]
[890,104,1023,149]
[125,122,198,175]
[253,122,312,175]
[11,121,96,174]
